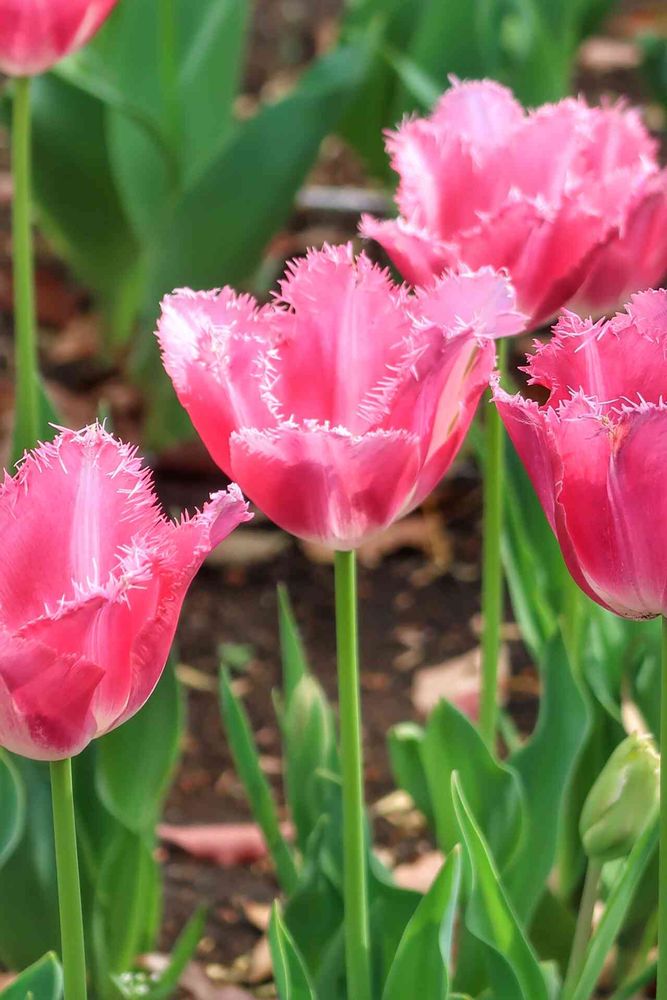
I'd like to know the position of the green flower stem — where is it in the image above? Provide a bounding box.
[658,616,667,999]
[334,550,372,1000]
[50,758,87,1000]
[479,338,507,749]
[11,76,39,465]
[563,859,603,995]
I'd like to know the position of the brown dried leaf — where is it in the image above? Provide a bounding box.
[393,851,444,893]
[412,644,509,720]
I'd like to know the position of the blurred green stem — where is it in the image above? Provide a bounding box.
[334,550,372,1000]
[563,859,602,995]
[11,76,39,465]
[479,338,507,750]
[50,758,87,1000]
[658,616,667,999]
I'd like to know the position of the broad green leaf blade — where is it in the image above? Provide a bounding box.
[452,774,548,1000]
[278,584,309,706]
[387,722,433,825]
[28,75,140,310]
[269,903,317,1000]
[96,656,183,834]
[421,700,525,870]
[148,39,373,300]
[0,952,62,999]
[92,827,160,985]
[382,845,462,1000]
[219,668,298,893]
[0,751,24,868]
[113,907,206,1000]
[566,820,659,1000]
[0,758,60,969]
[505,634,590,921]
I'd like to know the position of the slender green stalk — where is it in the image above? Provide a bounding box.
[334,550,372,1000]
[658,616,667,999]
[11,76,39,465]
[563,859,603,995]
[50,758,87,1000]
[479,338,507,749]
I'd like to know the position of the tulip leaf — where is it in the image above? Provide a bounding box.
[92,827,160,987]
[387,721,433,825]
[452,773,549,1000]
[0,952,63,999]
[278,584,309,705]
[96,656,183,834]
[420,700,525,871]
[382,845,462,1000]
[565,819,659,1000]
[219,667,299,893]
[269,903,317,1000]
[0,751,24,869]
[504,633,590,921]
[368,858,422,995]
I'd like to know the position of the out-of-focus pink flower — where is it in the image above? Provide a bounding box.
[361,78,667,327]
[157,244,525,550]
[0,424,251,760]
[494,288,667,620]
[0,0,119,76]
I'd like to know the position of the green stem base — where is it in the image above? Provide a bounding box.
[334,550,372,1000]
[50,759,87,1000]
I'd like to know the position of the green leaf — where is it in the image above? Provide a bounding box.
[219,667,298,893]
[269,903,317,1000]
[92,828,160,987]
[148,39,373,301]
[420,700,525,871]
[566,819,659,1000]
[0,952,62,999]
[387,722,433,826]
[0,751,24,868]
[382,845,462,1000]
[278,584,309,705]
[96,656,183,833]
[505,634,590,921]
[28,75,140,313]
[113,907,206,1000]
[284,675,338,853]
[452,774,548,1000]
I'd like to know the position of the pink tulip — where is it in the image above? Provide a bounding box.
[0,424,251,760]
[361,79,667,327]
[0,0,119,76]
[494,288,667,620]
[156,244,525,550]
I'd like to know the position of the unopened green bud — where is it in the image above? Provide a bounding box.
[580,733,659,863]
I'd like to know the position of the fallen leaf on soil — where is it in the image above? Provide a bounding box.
[412,644,509,720]
[301,512,451,568]
[239,900,272,932]
[237,935,272,985]
[206,529,290,567]
[140,955,253,1000]
[158,822,293,867]
[176,663,218,693]
[393,851,444,893]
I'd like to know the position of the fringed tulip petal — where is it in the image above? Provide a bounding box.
[157,245,525,548]
[495,290,667,620]
[362,78,667,324]
[0,0,120,76]
[0,426,251,759]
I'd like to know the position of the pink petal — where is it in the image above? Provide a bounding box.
[430,78,525,147]
[411,266,526,340]
[359,215,458,287]
[0,627,103,760]
[229,424,421,549]
[157,288,278,474]
[0,425,167,630]
[0,0,119,76]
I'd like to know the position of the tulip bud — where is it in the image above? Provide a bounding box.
[580,734,659,863]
